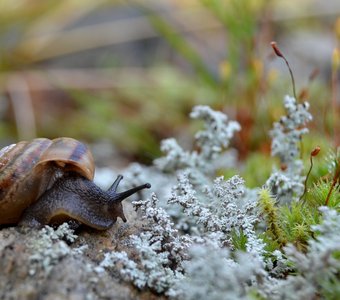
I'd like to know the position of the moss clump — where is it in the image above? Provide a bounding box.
[258,188,287,248]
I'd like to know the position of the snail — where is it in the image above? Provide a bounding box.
[0,137,151,230]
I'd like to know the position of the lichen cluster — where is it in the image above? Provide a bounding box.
[265,95,313,204]
[101,98,339,299]
[28,223,84,275]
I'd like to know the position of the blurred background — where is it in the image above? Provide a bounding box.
[0,0,339,173]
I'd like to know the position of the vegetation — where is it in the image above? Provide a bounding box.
[0,1,339,299]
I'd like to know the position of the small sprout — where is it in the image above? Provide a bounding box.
[300,146,321,202]
[325,159,340,206]
[271,41,296,100]
[270,41,284,57]
[311,146,321,157]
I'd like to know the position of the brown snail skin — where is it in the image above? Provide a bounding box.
[0,137,151,230]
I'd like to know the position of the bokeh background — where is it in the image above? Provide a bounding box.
[0,0,339,173]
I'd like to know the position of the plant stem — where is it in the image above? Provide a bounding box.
[325,166,340,206]
[300,147,320,203]
[300,155,313,203]
[270,41,297,100]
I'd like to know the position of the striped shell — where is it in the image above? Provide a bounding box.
[0,138,95,225]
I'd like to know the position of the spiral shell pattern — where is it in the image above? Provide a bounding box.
[0,138,94,224]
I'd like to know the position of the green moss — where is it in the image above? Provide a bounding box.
[279,201,319,252]
[258,187,328,253]
[258,188,287,248]
[231,229,248,251]
[304,180,340,210]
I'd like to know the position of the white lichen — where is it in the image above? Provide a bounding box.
[169,171,264,257]
[97,101,339,299]
[176,243,265,300]
[155,105,240,175]
[97,193,190,296]
[266,95,312,203]
[190,105,241,162]
[28,223,83,275]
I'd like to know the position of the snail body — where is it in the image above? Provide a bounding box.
[0,138,150,229]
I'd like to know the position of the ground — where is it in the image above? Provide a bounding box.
[0,203,164,300]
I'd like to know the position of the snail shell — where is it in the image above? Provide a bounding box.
[0,138,94,225]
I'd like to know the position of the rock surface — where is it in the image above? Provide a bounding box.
[0,203,164,300]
